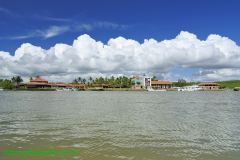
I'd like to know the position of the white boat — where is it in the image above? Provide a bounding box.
[178,85,202,91]
[0,88,3,91]
[147,87,166,92]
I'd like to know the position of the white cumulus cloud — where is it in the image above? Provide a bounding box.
[0,31,240,82]
[196,69,240,81]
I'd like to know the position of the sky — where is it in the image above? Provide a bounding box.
[0,0,240,82]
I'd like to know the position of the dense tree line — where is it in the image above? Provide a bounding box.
[72,76,132,88]
[0,79,13,89]
[0,76,23,89]
[173,79,199,87]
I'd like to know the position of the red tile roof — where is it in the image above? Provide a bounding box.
[30,76,48,83]
[151,80,173,85]
[198,82,220,86]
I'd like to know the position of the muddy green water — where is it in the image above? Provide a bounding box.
[0,91,240,160]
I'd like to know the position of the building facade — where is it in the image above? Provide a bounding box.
[151,80,173,89]
[132,76,151,90]
[198,83,220,90]
[25,76,51,88]
[21,76,86,89]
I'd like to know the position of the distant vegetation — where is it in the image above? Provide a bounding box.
[216,80,240,89]
[72,76,132,88]
[173,79,240,89]
[1,76,240,90]
[173,79,199,87]
[0,79,14,89]
[0,76,23,89]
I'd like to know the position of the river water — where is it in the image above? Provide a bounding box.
[0,91,240,160]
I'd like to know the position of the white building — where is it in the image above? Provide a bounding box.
[132,76,151,89]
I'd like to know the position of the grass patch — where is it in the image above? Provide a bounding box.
[216,80,240,89]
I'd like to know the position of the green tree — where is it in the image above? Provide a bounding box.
[175,79,187,87]
[152,75,157,80]
[11,76,23,87]
[78,77,82,83]
[72,78,79,84]
[82,78,86,84]
[73,76,132,88]
[96,77,104,84]
[89,77,93,84]
[0,79,14,89]
[109,76,115,87]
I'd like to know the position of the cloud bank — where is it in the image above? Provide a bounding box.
[1,31,240,82]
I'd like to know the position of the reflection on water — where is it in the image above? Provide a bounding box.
[0,91,240,159]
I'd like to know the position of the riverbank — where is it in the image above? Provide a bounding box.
[16,88,57,91]
[0,88,234,92]
[1,88,147,91]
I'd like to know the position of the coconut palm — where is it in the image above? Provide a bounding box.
[82,78,86,84]
[89,76,93,83]
[78,77,82,83]
[72,78,79,84]
[11,76,23,87]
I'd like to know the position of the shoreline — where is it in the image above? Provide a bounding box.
[0,88,232,92]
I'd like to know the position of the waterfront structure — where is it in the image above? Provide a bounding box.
[25,76,51,88]
[151,80,173,90]
[132,76,151,90]
[51,83,86,89]
[22,76,86,89]
[198,82,220,90]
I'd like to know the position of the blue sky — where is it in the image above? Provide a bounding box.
[1,0,239,52]
[0,0,240,81]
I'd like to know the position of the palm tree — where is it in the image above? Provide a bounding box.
[11,76,23,88]
[72,79,79,84]
[98,77,104,84]
[152,75,157,80]
[89,76,93,84]
[11,77,16,84]
[16,76,23,85]
[82,78,86,84]
[78,77,82,83]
